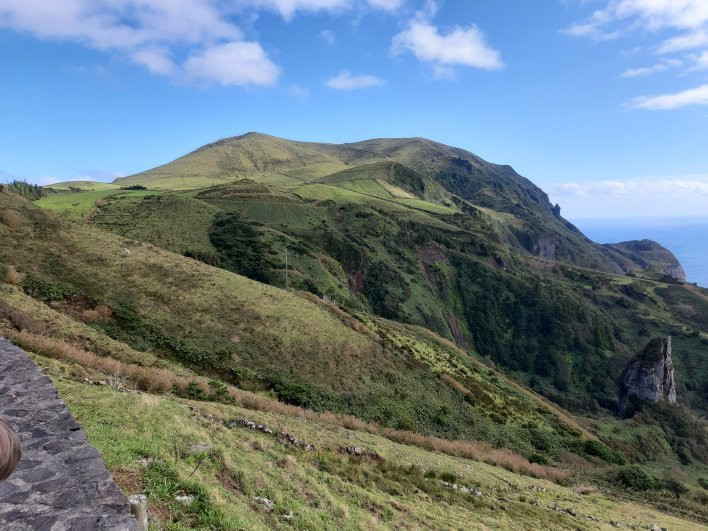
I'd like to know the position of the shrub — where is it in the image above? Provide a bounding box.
[661,477,688,498]
[20,275,74,301]
[616,464,656,491]
[584,439,624,464]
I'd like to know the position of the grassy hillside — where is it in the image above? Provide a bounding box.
[86,175,707,417]
[28,357,703,530]
[1,190,596,461]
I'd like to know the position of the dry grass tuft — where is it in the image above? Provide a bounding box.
[0,302,46,334]
[8,330,188,394]
[2,265,25,285]
[0,209,22,229]
[380,428,569,482]
[441,374,471,397]
[95,304,113,319]
[95,198,109,208]
[81,309,101,323]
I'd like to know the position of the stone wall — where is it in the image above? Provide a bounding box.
[0,338,137,530]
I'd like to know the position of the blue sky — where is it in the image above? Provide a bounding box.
[1,0,708,218]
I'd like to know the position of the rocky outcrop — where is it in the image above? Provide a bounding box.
[533,235,556,260]
[617,337,677,417]
[0,338,137,530]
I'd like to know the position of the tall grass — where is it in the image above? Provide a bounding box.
[6,329,569,482]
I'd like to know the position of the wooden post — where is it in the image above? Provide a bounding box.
[285,248,289,290]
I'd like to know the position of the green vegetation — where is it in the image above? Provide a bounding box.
[2,133,706,527]
[32,359,708,529]
[1,179,47,199]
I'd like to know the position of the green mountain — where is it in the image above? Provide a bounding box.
[2,133,707,527]
[109,133,706,413]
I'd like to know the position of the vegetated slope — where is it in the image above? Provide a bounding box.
[26,354,706,530]
[0,189,592,461]
[97,163,708,417]
[113,133,681,279]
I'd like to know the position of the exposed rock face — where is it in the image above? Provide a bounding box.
[617,337,677,416]
[533,235,556,260]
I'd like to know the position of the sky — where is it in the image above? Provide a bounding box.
[1,0,708,219]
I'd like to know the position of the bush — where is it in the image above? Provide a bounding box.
[661,477,688,498]
[21,275,75,301]
[584,439,624,464]
[616,464,656,491]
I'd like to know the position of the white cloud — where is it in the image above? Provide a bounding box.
[629,83,708,109]
[620,58,681,77]
[326,70,384,90]
[392,20,504,73]
[0,0,283,87]
[551,177,708,197]
[565,0,708,41]
[548,175,708,217]
[566,1,708,109]
[132,48,176,76]
[689,49,708,70]
[620,64,667,78]
[658,28,708,53]
[184,42,280,86]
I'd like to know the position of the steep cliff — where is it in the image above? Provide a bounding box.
[618,337,677,417]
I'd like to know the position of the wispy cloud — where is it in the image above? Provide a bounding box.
[318,29,336,45]
[565,0,708,109]
[326,70,384,90]
[629,83,708,110]
[550,176,708,197]
[549,174,708,217]
[620,59,681,78]
[564,0,708,43]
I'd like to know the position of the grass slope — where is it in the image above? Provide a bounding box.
[32,355,708,530]
[0,190,589,458]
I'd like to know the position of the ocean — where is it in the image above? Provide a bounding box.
[571,217,708,288]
